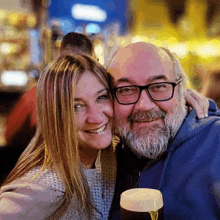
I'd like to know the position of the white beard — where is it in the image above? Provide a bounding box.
[114,95,187,159]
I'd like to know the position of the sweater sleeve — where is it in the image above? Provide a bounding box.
[0,177,64,220]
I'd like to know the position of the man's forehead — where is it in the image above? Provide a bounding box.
[108,43,174,81]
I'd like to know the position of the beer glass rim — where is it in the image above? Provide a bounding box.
[120,188,163,212]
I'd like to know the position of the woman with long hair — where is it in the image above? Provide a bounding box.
[0,53,208,219]
[0,55,116,219]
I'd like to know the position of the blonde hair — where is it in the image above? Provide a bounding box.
[3,55,114,219]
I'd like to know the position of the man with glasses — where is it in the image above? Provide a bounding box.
[108,42,220,220]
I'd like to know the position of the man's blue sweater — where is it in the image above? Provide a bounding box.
[109,100,220,220]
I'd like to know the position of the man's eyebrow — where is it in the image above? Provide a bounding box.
[116,75,169,85]
[148,75,168,82]
[74,89,107,101]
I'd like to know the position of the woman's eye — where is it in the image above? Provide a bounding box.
[74,104,85,112]
[97,94,110,100]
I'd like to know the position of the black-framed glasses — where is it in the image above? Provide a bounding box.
[113,77,182,105]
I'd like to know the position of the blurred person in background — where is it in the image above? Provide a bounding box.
[60,32,95,57]
[201,70,220,109]
[2,32,95,184]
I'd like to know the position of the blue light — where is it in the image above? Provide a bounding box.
[86,23,101,34]
[29,29,41,64]
[59,19,75,34]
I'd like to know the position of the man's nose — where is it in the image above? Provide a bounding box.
[135,90,156,111]
[86,106,105,124]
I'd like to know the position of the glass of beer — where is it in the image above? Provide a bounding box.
[120,188,164,220]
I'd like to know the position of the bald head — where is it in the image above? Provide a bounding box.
[110,42,171,64]
[108,42,175,83]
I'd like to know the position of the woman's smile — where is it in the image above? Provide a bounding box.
[84,124,107,134]
[75,71,113,151]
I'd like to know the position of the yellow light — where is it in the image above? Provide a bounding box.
[153,39,164,47]
[55,39,62,48]
[0,43,13,54]
[196,42,220,57]
[8,13,19,26]
[8,13,26,27]
[170,43,188,58]
[0,10,6,21]
[117,36,129,47]
[94,43,104,65]
[27,15,37,28]
[11,43,22,53]
[97,55,104,65]
[94,44,103,56]
[0,42,22,55]
[131,35,149,43]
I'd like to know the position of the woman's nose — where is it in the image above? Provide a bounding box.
[86,106,105,124]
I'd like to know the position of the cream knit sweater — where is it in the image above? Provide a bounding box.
[0,146,116,220]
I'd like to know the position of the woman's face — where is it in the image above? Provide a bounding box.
[75,71,113,151]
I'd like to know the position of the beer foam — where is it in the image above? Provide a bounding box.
[120,188,163,212]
